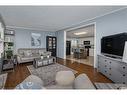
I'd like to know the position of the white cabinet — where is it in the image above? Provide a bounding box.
[89,48,94,56]
[98,55,127,84]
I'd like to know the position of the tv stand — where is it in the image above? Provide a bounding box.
[105,55,117,58]
[98,55,127,84]
[103,54,122,59]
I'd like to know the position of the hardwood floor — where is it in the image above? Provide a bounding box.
[4,58,112,89]
[4,63,31,89]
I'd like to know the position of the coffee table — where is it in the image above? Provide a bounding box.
[33,56,56,68]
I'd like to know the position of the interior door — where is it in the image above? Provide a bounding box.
[66,41,71,55]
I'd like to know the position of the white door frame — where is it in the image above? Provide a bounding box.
[65,22,97,68]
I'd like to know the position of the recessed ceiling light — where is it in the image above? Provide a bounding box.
[74,32,87,35]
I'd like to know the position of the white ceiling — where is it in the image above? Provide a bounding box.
[67,24,94,38]
[0,6,125,32]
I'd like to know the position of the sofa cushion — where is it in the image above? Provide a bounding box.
[74,74,95,89]
[21,57,34,61]
[21,55,40,61]
[32,53,40,57]
[24,50,32,57]
[32,49,39,54]
[18,51,24,56]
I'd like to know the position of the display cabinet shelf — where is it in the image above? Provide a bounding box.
[4,29,15,59]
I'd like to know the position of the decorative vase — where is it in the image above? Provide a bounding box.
[47,55,49,58]
[41,56,43,59]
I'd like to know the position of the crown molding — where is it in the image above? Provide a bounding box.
[56,7,127,32]
[6,25,56,32]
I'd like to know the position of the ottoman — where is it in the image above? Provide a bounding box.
[55,71,75,86]
[74,74,95,89]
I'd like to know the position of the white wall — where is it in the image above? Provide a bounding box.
[57,31,66,59]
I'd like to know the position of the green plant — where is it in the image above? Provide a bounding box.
[6,50,13,59]
[8,42,14,46]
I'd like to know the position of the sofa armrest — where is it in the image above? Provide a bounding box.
[17,54,22,63]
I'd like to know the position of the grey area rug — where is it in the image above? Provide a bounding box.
[27,63,77,86]
[0,73,7,89]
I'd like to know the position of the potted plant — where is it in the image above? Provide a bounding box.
[6,50,13,59]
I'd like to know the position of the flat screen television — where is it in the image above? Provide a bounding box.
[101,33,127,58]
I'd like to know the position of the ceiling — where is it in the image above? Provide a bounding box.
[0,6,125,32]
[67,24,94,38]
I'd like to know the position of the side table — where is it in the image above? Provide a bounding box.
[2,59,14,72]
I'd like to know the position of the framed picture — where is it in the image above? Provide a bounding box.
[31,33,41,46]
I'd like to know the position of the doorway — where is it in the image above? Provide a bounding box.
[66,23,95,67]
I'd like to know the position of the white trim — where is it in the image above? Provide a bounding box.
[94,22,97,68]
[57,7,127,32]
[64,31,66,59]
[6,25,55,32]
[65,22,97,68]
[65,22,95,32]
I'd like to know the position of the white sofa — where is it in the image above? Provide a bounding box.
[17,48,51,64]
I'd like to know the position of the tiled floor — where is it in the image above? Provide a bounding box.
[66,54,94,66]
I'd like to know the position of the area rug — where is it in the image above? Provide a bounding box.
[27,63,78,86]
[0,73,7,89]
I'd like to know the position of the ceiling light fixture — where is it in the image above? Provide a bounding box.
[74,32,87,35]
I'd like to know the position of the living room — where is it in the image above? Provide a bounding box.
[0,6,127,91]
